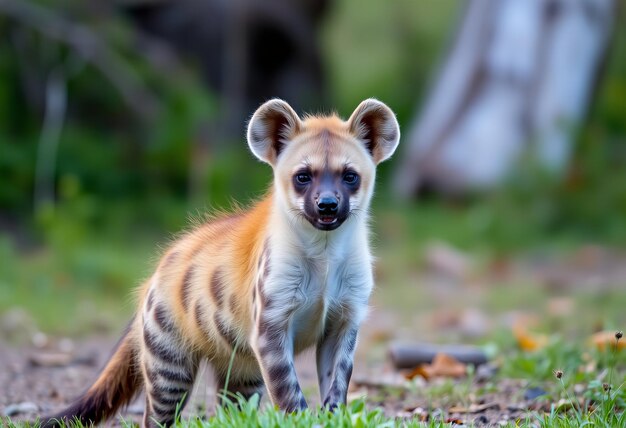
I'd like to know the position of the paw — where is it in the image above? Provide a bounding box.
[324,402,340,412]
[284,396,308,412]
[322,396,342,412]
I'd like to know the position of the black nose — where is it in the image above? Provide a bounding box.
[317,195,338,214]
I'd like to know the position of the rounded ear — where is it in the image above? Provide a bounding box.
[347,99,400,164]
[247,99,302,165]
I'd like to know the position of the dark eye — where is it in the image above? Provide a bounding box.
[295,173,311,185]
[343,172,359,185]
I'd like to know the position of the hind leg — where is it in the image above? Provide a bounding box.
[141,305,198,427]
[215,372,265,408]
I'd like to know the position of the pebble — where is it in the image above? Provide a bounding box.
[58,338,75,353]
[32,332,49,348]
[0,308,37,342]
[3,401,38,416]
[126,403,145,415]
[473,414,489,424]
[475,362,499,382]
[523,386,547,401]
[424,242,472,281]
[28,352,73,367]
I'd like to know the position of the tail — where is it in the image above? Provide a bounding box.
[42,320,141,427]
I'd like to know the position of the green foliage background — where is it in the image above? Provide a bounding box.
[1,0,625,334]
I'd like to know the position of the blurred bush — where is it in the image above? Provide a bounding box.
[0,0,624,246]
[0,0,263,238]
[0,0,625,334]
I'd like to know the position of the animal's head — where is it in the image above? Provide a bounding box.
[247,99,400,231]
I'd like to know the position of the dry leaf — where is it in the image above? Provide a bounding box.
[513,323,548,351]
[448,402,500,413]
[405,353,467,380]
[28,353,73,367]
[590,331,625,352]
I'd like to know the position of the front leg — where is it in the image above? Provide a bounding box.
[252,304,307,411]
[316,323,358,410]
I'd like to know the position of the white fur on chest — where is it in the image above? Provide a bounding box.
[264,214,373,352]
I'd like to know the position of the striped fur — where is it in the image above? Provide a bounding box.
[41,99,400,427]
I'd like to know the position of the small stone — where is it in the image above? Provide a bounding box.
[0,308,37,342]
[346,388,367,403]
[3,401,38,416]
[32,331,48,348]
[524,386,547,401]
[475,363,499,382]
[58,338,75,353]
[29,352,73,367]
[126,403,145,415]
[473,414,489,425]
[431,408,444,419]
[424,242,472,281]
[459,309,490,338]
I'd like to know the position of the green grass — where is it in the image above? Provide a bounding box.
[0,399,461,428]
[183,398,431,428]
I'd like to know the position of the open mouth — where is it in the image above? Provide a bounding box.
[313,214,343,231]
[318,215,338,225]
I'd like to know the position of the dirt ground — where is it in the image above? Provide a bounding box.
[3,245,625,426]
[0,315,539,427]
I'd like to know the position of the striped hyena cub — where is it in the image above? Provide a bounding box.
[43,99,400,427]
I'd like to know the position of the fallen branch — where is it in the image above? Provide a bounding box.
[388,342,488,369]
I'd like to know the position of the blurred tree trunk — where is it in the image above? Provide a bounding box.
[395,0,615,197]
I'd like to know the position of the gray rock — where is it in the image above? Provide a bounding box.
[3,401,38,416]
[0,308,37,342]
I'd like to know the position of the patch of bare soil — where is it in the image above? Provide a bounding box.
[0,336,323,426]
[1,331,543,427]
[350,367,547,426]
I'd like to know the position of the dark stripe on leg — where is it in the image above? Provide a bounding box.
[273,380,296,402]
[152,393,187,407]
[156,367,194,384]
[153,384,189,397]
[143,329,181,364]
[154,305,176,334]
[268,361,292,380]
[346,328,358,353]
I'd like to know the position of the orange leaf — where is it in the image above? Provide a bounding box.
[513,324,548,352]
[405,353,467,380]
[404,364,432,380]
[590,331,625,352]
